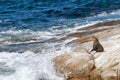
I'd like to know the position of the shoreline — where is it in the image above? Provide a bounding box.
[53,20,120,80]
[67,20,120,44]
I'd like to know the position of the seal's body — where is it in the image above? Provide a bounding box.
[91,36,104,52]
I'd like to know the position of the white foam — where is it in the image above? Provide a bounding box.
[0,29,58,45]
[0,42,73,80]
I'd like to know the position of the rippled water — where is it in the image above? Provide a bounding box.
[0,0,120,31]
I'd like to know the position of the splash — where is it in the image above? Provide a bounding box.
[0,43,73,80]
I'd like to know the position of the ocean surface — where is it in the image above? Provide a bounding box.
[0,0,120,80]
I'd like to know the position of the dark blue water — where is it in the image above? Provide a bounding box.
[0,0,120,31]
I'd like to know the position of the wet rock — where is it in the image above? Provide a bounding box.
[68,27,120,44]
[78,20,120,31]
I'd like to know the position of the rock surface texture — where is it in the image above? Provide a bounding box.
[53,21,120,80]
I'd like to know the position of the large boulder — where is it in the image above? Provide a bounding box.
[53,47,95,80]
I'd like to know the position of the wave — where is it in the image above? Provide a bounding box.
[0,9,120,45]
[0,43,73,80]
[0,29,57,44]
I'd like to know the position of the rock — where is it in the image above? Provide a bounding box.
[90,68,118,80]
[78,20,120,30]
[68,27,120,44]
[90,68,103,80]
[53,25,120,80]
[101,68,117,80]
[53,47,95,80]
[67,73,89,80]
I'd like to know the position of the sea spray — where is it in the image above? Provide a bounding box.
[0,40,74,80]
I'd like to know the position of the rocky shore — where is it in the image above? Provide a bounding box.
[53,20,120,80]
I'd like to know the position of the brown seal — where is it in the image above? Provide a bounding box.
[91,36,104,52]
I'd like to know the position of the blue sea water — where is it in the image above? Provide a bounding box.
[0,0,120,45]
[0,0,120,31]
[0,0,120,80]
